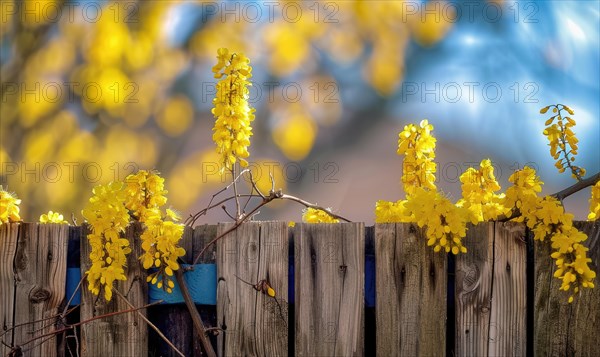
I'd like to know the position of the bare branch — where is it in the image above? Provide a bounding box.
[553,171,600,201]
[279,194,351,222]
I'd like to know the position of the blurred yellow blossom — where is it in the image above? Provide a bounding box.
[0,187,21,225]
[39,210,68,224]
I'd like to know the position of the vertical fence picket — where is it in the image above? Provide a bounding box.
[217,222,288,356]
[0,223,19,356]
[80,223,147,356]
[192,224,217,356]
[294,223,364,357]
[456,222,494,356]
[13,223,69,357]
[374,223,447,356]
[534,220,600,356]
[489,222,527,356]
[455,222,526,356]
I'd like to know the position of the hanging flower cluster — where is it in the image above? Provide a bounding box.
[541,104,586,180]
[125,170,186,293]
[397,119,437,195]
[212,47,255,171]
[302,207,339,223]
[457,159,507,222]
[82,170,186,300]
[82,182,131,301]
[377,120,469,254]
[504,167,596,302]
[39,210,69,224]
[0,187,21,225]
[405,188,468,254]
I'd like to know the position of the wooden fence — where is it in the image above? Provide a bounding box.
[0,221,598,356]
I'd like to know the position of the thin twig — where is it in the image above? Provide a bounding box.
[184,168,250,225]
[191,198,271,266]
[190,188,352,265]
[280,194,351,222]
[231,166,242,221]
[11,300,162,352]
[114,290,185,357]
[221,205,236,221]
[186,194,258,227]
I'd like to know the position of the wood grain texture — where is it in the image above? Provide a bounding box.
[374,223,447,357]
[217,222,288,357]
[13,223,69,357]
[456,222,526,357]
[488,222,526,356]
[0,223,19,356]
[534,220,600,357]
[80,223,148,357]
[294,223,364,357]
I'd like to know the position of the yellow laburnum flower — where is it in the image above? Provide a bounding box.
[397,119,437,196]
[124,170,185,293]
[124,170,168,220]
[374,200,412,223]
[402,188,469,255]
[142,217,186,293]
[212,48,255,172]
[541,104,585,180]
[302,207,339,223]
[504,166,544,218]
[82,182,131,301]
[0,187,21,225]
[458,159,506,222]
[588,181,600,221]
[39,210,68,224]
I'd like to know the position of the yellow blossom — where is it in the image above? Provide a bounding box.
[212,48,255,171]
[589,181,600,221]
[302,207,339,223]
[0,187,21,225]
[458,159,507,222]
[40,210,69,224]
[82,182,131,301]
[541,104,585,180]
[397,120,437,196]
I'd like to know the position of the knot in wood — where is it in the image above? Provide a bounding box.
[47,251,53,261]
[339,265,347,274]
[30,288,50,303]
[480,306,489,314]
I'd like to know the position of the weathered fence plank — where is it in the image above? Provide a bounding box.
[456,222,526,357]
[80,223,148,357]
[294,223,364,357]
[217,222,288,357]
[374,223,447,357]
[534,220,600,356]
[13,223,69,357]
[488,222,526,356]
[0,223,19,356]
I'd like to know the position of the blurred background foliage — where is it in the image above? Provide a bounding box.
[0,0,598,223]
